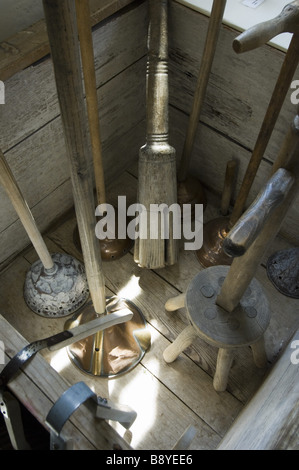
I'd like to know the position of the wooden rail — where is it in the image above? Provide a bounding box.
[218,328,299,450]
[0,0,138,81]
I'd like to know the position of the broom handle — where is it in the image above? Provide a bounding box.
[43,0,106,314]
[75,0,106,206]
[0,149,54,271]
[178,0,227,181]
[146,0,169,142]
[229,8,299,227]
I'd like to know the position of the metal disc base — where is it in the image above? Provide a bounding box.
[64,297,151,378]
[177,176,207,217]
[73,210,134,262]
[24,252,89,318]
[266,247,299,299]
[185,266,271,348]
[196,216,233,268]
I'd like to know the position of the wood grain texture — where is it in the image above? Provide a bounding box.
[224,168,295,257]
[218,329,299,450]
[0,0,139,81]
[0,2,147,268]
[0,315,132,450]
[233,1,299,53]
[0,169,298,449]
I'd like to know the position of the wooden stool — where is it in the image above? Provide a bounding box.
[163,167,296,392]
[163,266,269,392]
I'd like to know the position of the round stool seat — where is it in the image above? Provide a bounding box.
[185,266,271,349]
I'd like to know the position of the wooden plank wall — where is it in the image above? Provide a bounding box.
[0,0,298,270]
[0,1,148,270]
[168,2,299,245]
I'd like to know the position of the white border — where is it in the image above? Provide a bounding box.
[175,0,292,52]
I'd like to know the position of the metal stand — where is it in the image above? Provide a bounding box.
[46,381,137,450]
[65,297,150,378]
[266,247,299,299]
[24,252,89,318]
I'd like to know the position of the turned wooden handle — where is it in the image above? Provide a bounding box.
[0,149,54,270]
[224,168,295,257]
[233,1,299,53]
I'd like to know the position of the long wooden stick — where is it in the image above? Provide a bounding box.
[0,149,54,271]
[43,0,106,314]
[178,0,226,182]
[217,105,299,313]
[75,0,106,207]
[229,2,299,227]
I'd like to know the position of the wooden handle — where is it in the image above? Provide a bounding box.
[75,0,106,206]
[43,0,106,314]
[146,0,169,140]
[220,160,237,216]
[229,32,299,228]
[49,310,133,351]
[224,168,295,257]
[179,0,226,180]
[0,149,54,270]
[233,1,299,53]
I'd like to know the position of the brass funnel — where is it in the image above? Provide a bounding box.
[177,176,207,217]
[65,297,151,378]
[73,206,133,262]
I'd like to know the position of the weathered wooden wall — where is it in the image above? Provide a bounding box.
[0,1,147,269]
[0,0,298,270]
[168,2,299,244]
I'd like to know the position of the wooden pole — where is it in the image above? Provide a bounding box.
[75,0,106,207]
[229,2,299,227]
[178,0,227,182]
[220,160,237,216]
[217,108,299,313]
[43,0,106,314]
[0,149,54,271]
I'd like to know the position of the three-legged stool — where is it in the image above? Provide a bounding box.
[163,167,295,391]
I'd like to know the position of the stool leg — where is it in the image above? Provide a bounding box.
[251,336,268,369]
[165,293,186,312]
[213,348,234,392]
[163,325,197,363]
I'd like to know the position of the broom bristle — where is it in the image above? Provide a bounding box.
[134,146,179,269]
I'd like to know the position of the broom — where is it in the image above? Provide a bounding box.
[134,0,178,269]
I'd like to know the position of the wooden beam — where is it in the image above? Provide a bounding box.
[0,315,132,450]
[218,328,299,450]
[0,0,138,81]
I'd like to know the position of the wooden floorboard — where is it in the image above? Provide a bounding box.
[0,169,298,450]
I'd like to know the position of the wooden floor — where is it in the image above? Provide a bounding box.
[0,167,298,450]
